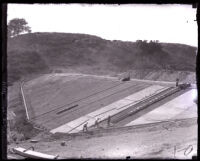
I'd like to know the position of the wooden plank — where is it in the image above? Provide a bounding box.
[13,147,58,159]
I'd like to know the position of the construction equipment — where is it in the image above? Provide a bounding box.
[121,71,131,81]
[178,83,191,89]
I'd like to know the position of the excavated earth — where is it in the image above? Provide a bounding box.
[8,117,197,159]
[7,73,197,159]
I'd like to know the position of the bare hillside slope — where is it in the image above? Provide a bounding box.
[7,32,197,84]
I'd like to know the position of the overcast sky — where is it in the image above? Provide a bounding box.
[7,4,197,47]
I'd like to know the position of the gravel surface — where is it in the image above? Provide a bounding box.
[8,117,197,159]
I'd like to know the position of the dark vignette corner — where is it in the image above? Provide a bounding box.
[1,3,7,160]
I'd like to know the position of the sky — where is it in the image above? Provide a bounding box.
[7,4,197,47]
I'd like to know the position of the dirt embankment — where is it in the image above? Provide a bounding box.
[8,118,197,159]
[7,82,41,144]
[129,69,196,83]
[52,67,196,84]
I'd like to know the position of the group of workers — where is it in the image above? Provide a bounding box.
[83,115,111,132]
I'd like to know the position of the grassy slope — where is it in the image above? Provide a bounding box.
[7,32,197,84]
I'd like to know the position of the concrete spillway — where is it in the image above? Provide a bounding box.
[110,86,181,123]
[125,88,197,126]
[24,73,194,134]
[50,85,173,133]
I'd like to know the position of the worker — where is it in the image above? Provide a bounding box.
[107,115,111,127]
[176,78,179,87]
[95,118,100,128]
[128,71,131,80]
[83,122,88,132]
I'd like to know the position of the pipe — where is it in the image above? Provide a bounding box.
[20,81,30,120]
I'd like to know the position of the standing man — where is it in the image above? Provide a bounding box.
[95,118,100,128]
[83,122,88,132]
[176,78,179,87]
[107,115,111,127]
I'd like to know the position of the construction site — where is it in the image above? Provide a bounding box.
[7,72,197,159]
[5,4,198,159]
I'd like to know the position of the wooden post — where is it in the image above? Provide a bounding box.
[21,81,30,120]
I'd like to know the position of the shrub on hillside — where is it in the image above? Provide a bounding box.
[7,51,50,83]
[136,40,163,54]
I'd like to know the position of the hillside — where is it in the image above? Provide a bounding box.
[7,32,197,84]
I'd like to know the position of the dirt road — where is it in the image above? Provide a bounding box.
[8,117,197,159]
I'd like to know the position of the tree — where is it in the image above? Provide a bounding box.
[7,18,31,38]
